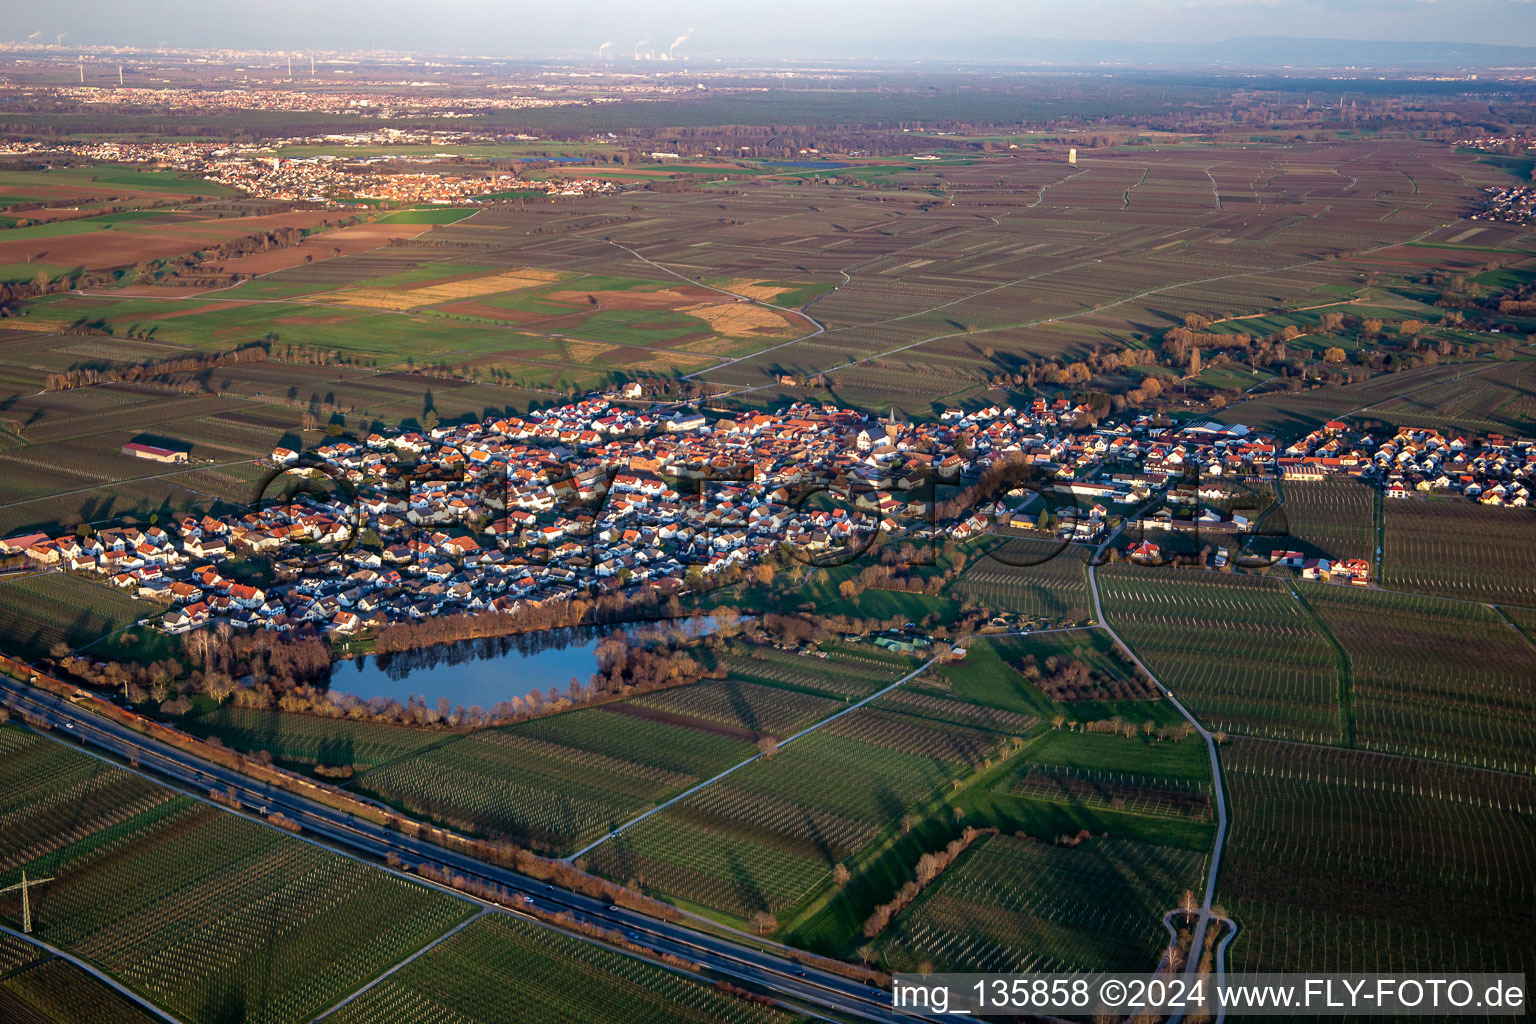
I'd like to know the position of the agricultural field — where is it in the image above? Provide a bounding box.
[354,703,756,853]
[583,703,1012,920]
[711,645,916,701]
[0,955,165,1024]
[1218,361,1495,440]
[0,203,349,276]
[1360,358,1536,437]
[8,261,814,399]
[181,705,450,772]
[877,833,1207,973]
[1219,737,1536,975]
[1097,566,1344,742]
[625,679,844,740]
[0,572,158,661]
[1381,497,1536,607]
[0,163,461,281]
[1264,478,1378,564]
[950,539,1091,621]
[324,913,806,1024]
[2,138,1532,540]
[12,139,1517,424]
[1302,585,1536,773]
[938,630,1155,721]
[0,726,475,1024]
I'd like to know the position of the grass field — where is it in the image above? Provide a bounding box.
[934,631,1162,722]
[374,208,479,225]
[0,726,474,1024]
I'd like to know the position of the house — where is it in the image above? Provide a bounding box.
[1336,559,1372,585]
[121,442,188,464]
[0,533,50,555]
[227,583,267,609]
[1300,558,1332,581]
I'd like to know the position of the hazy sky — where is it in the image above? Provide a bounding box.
[9,0,1536,56]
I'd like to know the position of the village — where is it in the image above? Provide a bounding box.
[0,136,621,206]
[3,395,1532,645]
[1471,184,1536,225]
[200,155,621,204]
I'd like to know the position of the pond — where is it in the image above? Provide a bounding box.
[327,617,722,710]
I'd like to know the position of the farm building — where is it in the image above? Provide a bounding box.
[121,443,188,464]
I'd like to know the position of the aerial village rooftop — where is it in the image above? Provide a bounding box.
[3,394,1532,640]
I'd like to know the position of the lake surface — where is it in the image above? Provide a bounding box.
[328,617,721,709]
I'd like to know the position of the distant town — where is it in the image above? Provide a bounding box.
[0,132,623,205]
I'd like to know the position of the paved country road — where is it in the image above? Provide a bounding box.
[1086,561,1232,1024]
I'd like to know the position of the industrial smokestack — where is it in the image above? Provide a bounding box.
[668,29,693,59]
[598,41,613,58]
[634,38,650,59]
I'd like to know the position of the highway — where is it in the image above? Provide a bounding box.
[0,675,940,1024]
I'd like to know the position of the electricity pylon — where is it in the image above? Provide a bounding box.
[0,871,55,934]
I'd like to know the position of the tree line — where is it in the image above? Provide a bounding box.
[45,343,268,391]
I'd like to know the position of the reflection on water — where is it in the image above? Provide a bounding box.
[329,616,723,708]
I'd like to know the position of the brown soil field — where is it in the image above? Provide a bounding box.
[197,221,431,277]
[84,283,213,297]
[5,207,142,223]
[0,209,342,271]
[0,182,198,203]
